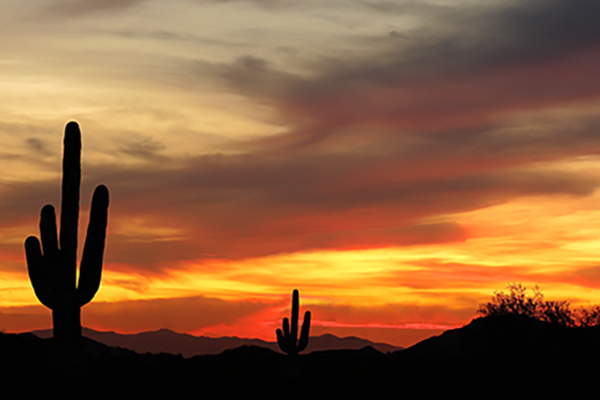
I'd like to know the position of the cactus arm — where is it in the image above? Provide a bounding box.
[298,310,311,352]
[24,236,56,309]
[77,184,109,306]
[25,203,61,309]
[59,122,81,288]
[40,205,59,261]
[282,317,290,339]
[291,289,299,346]
[279,317,292,353]
[276,328,287,353]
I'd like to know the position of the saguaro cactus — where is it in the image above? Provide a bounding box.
[24,121,109,346]
[276,289,311,356]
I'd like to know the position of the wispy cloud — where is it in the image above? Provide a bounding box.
[47,0,145,16]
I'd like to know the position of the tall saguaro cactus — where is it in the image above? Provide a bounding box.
[24,121,109,347]
[276,289,311,356]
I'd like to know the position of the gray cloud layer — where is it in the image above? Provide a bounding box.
[4,111,599,272]
[203,0,600,147]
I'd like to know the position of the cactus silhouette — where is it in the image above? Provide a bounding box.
[276,289,311,356]
[24,121,109,347]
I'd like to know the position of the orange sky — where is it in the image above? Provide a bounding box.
[2,0,600,347]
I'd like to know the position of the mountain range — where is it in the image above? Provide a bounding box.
[30,328,402,357]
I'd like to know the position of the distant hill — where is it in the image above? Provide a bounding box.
[402,313,600,357]
[30,328,402,357]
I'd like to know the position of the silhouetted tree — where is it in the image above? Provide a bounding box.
[478,283,542,319]
[478,283,584,327]
[24,121,109,347]
[575,305,600,327]
[276,289,311,356]
[540,300,574,326]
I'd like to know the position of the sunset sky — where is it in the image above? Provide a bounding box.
[1,0,600,347]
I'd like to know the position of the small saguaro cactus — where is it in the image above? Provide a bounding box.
[24,121,109,347]
[276,289,311,356]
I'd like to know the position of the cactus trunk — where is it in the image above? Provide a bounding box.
[53,305,82,345]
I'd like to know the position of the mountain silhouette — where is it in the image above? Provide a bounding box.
[30,328,401,356]
[402,313,600,357]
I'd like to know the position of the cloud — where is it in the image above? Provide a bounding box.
[82,295,271,332]
[206,0,600,147]
[81,138,600,264]
[0,295,273,334]
[205,55,302,103]
[25,138,45,153]
[117,135,167,161]
[0,306,49,332]
[3,109,600,271]
[497,0,600,50]
[47,0,145,16]
[46,0,311,17]
[202,0,313,9]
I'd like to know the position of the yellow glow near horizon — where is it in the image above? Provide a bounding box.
[6,186,600,313]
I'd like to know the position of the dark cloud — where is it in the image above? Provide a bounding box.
[498,0,600,51]
[0,153,20,161]
[0,180,58,227]
[103,240,203,273]
[206,0,308,9]
[48,0,145,16]
[360,0,448,15]
[362,0,600,70]
[48,0,307,17]
[117,136,167,161]
[207,0,600,147]
[3,109,600,271]
[215,56,302,101]
[0,124,57,162]
[25,138,52,156]
[25,138,45,153]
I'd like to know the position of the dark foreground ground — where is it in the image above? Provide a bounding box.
[2,315,600,398]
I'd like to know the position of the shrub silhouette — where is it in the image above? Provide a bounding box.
[478,283,545,319]
[575,305,600,327]
[24,121,109,347]
[276,289,311,356]
[478,283,600,327]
